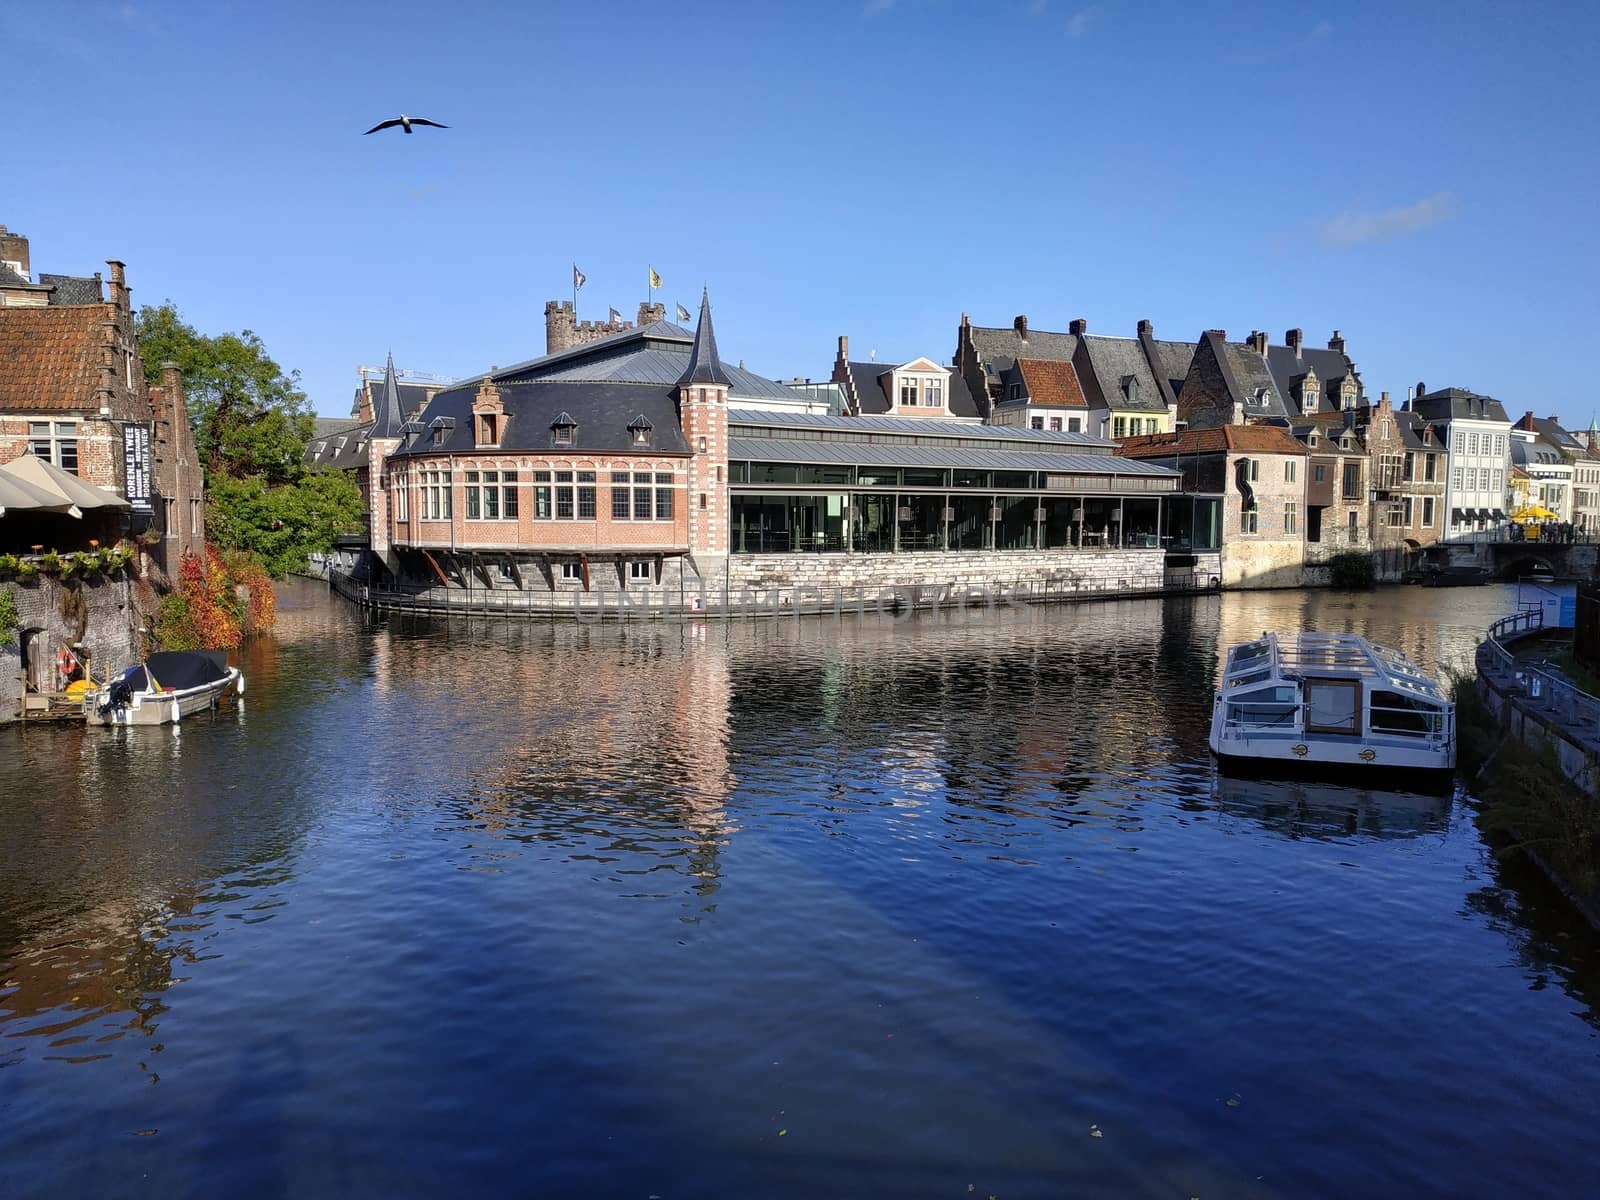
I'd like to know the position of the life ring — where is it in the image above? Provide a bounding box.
[56,646,77,675]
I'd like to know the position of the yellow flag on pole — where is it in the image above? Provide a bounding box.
[649,266,662,289]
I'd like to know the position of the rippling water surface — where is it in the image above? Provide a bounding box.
[3,581,1598,1198]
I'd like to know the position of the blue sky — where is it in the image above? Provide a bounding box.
[6,0,1597,422]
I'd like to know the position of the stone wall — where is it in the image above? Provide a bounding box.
[726,548,1169,592]
[2,571,140,721]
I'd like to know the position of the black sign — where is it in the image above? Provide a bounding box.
[123,423,152,512]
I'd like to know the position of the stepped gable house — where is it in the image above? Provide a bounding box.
[0,224,202,567]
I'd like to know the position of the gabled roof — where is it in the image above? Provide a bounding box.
[0,304,110,412]
[0,262,47,293]
[392,380,690,458]
[1117,425,1308,458]
[38,274,103,305]
[1013,357,1087,408]
[680,289,731,387]
[967,322,1078,370]
[1078,334,1167,413]
[1146,338,1195,400]
[1520,414,1583,451]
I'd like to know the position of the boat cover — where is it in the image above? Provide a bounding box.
[127,650,231,692]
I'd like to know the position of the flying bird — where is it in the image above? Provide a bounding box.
[364,115,449,136]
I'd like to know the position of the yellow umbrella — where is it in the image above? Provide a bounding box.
[1511,504,1559,522]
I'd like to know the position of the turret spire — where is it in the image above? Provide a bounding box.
[680,288,731,387]
[371,351,406,437]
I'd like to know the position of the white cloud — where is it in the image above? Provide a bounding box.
[1066,4,1101,35]
[1317,192,1457,248]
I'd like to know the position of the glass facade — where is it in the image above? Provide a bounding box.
[727,459,1199,554]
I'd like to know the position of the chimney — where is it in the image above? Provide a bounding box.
[1206,328,1227,342]
[1069,318,1087,336]
[1247,330,1267,355]
[0,225,30,277]
[1520,410,1535,431]
[1379,390,1391,410]
[106,260,129,312]
[1231,399,1245,425]
[1167,401,1178,428]
[1286,328,1303,358]
[161,360,181,394]
[1014,314,1029,337]
[1137,319,1153,337]
[1328,330,1346,354]
[838,335,849,363]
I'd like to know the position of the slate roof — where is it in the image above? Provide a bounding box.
[1263,343,1360,416]
[967,323,1078,372]
[370,353,408,439]
[1147,338,1195,400]
[1117,425,1308,458]
[392,380,690,458]
[1521,414,1584,452]
[489,319,695,382]
[1412,388,1511,425]
[680,290,731,387]
[39,274,103,305]
[532,345,796,399]
[728,437,1179,478]
[1078,335,1168,413]
[1394,409,1446,451]
[313,417,364,440]
[1512,438,1567,469]
[0,304,108,412]
[844,360,980,419]
[351,377,434,420]
[1211,335,1290,421]
[1013,357,1087,408]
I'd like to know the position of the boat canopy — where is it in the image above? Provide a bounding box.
[1221,632,1447,704]
[124,650,231,692]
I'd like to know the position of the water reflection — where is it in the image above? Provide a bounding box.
[3,579,1599,1199]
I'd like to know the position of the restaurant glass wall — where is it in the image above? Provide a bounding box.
[1041,496,1082,548]
[730,494,847,552]
[1161,496,1222,551]
[852,492,895,552]
[949,494,992,550]
[997,495,1038,550]
[1081,497,1119,546]
[897,494,946,551]
[1121,498,1161,547]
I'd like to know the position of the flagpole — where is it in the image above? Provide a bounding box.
[572,263,578,320]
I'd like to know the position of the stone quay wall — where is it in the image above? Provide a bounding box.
[2,572,141,721]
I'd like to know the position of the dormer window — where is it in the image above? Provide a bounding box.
[550,411,577,447]
[899,377,918,406]
[429,415,455,447]
[1009,383,1022,401]
[1121,375,1138,405]
[627,414,654,447]
[477,413,500,447]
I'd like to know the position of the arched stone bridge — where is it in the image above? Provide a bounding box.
[1441,539,1600,581]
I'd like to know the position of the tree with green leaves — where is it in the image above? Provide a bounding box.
[135,302,364,577]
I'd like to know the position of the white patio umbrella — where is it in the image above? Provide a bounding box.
[0,451,130,512]
[0,469,81,518]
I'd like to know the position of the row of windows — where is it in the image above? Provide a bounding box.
[1239,501,1297,535]
[1113,417,1161,438]
[401,470,676,522]
[1451,467,1505,492]
[1453,432,1507,457]
[551,560,656,582]
[1030,415,1083,433]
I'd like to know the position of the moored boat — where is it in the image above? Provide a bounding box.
[83,650,244,727]
[1208,633,1454,790]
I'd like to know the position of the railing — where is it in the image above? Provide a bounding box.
[1477,606,1600,733]
[328,567,1223,623]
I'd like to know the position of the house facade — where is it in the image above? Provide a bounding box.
[990,357,1090,431]
[831,338,980,420]
[1118,425,1307,588]
[0,225,201,568]
[1412,386,1511,537]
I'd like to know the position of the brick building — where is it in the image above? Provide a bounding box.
[1119,425,1308,588]
[0,225,202,568]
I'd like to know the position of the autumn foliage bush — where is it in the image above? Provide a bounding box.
[155,544,276,651]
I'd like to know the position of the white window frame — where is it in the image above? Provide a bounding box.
[627,560,653,582]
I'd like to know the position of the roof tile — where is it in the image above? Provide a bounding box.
[0,304,112,412]
[1015,357,1088,408]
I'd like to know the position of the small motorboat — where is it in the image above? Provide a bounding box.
[83,650,244,727]
[1209,632,1455,790]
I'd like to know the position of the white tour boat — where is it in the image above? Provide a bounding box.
[1208,632,1455,788]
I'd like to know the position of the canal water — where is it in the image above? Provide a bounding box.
[3,581,1597,1199]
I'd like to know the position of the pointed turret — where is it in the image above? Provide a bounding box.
[680,289,732,387]
[371,352,407,438]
